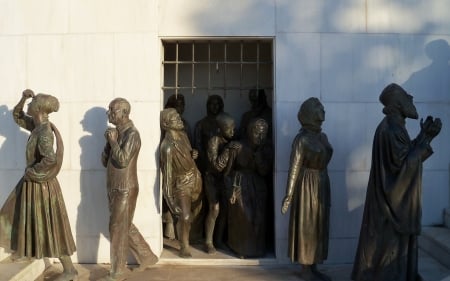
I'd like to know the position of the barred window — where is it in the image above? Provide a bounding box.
[162,39,273,98]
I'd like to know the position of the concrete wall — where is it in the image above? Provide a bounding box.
[0,0,449,264]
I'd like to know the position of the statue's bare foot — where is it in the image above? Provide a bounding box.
[205,243,216,254]
[179,247,192,258]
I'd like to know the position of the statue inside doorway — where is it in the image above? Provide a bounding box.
[203,112,241,254]
[226,118,273,258]
[281,97,333,281]
[160,108,203,258]
[351,83,442,281]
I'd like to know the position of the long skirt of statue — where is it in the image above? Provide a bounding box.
[0,177,76,258]
[226,171,267,258]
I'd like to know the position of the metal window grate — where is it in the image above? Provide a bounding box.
[162,39,273,97]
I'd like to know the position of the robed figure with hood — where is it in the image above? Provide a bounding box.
[352,84,442,281]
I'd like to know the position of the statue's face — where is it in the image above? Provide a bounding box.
[174,99,185,115]
[399,93,418,119]
[107,101,125,125]
[314,102,325,125]
[166,111,184,131]
[26,98,39,117]
[249,125,267,146]
[220,119,235,140]
[207,98,222,116]
[249,90,259,108]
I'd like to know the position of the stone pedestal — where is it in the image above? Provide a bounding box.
[445,208,450,229]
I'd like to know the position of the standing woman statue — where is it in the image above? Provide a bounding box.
[226,118,272,258]
[0,89,78,281]
[281,97,333,281]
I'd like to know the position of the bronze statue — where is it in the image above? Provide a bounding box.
[0,90,78,281]
[351,84,442,281]
[203,112,241,253]
[226,118,272,258]
[193,95,224,172]
[101,98,158,281]
[281,97,333,281]
[160,108,203,258]
[162,94,191,240]
[238,89,272,139]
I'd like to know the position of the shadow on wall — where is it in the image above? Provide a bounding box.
[77,106,110,263]
[0,105,28,205]
[403,39,450,103]
[402,38,450,225]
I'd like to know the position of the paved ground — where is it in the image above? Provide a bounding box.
[35,248,450,281]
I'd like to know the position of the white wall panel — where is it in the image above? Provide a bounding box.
[0,37,26,101]
[276,0,366,33]
[0,0,68,35]
[275,33,321,102]
[159,0,275,37]
[114,33,161,102]
[367,0,450,34]
[69,0,158,33]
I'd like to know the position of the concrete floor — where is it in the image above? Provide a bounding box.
[35,248,450,281]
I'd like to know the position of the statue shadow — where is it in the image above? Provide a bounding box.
[76,107,109,263]
[403,39,450,103]
[0,105,28,204]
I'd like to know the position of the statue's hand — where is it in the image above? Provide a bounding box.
[420,116,442,144]
[105,127,118,143]
[227,141,242,150]
[420,115,434,131]
[281,196,291,214]
[22,89,34,99]
[427,118,442,139]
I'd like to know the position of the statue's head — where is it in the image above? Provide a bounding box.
[27,94,59,117]
[297,97,325,129]
[160,108,184,131]
[206,95,224,116]
[165,94,185,115]
[380,83,418,119]
[107,98,131,126]
[247,118,268,146]
[216,112,235,140]
[248,89,267,109]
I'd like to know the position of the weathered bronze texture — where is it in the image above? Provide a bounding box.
[160,108,203,258]
[203,112,241,254]
[162,94,192,241]
[282,97,333,281]
[226,118,272,258]
[352,84,442,281]
[0,90,78,281]
[101,98,158,279]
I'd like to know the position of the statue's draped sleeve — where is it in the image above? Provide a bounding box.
[160,142,174,201]
[285,134,304,199]
[13,100,34,132]
[371,121,432,234]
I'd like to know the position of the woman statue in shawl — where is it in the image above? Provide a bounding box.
[226,118,273,258]
[0,89,77,281]
[281,97,333,281]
